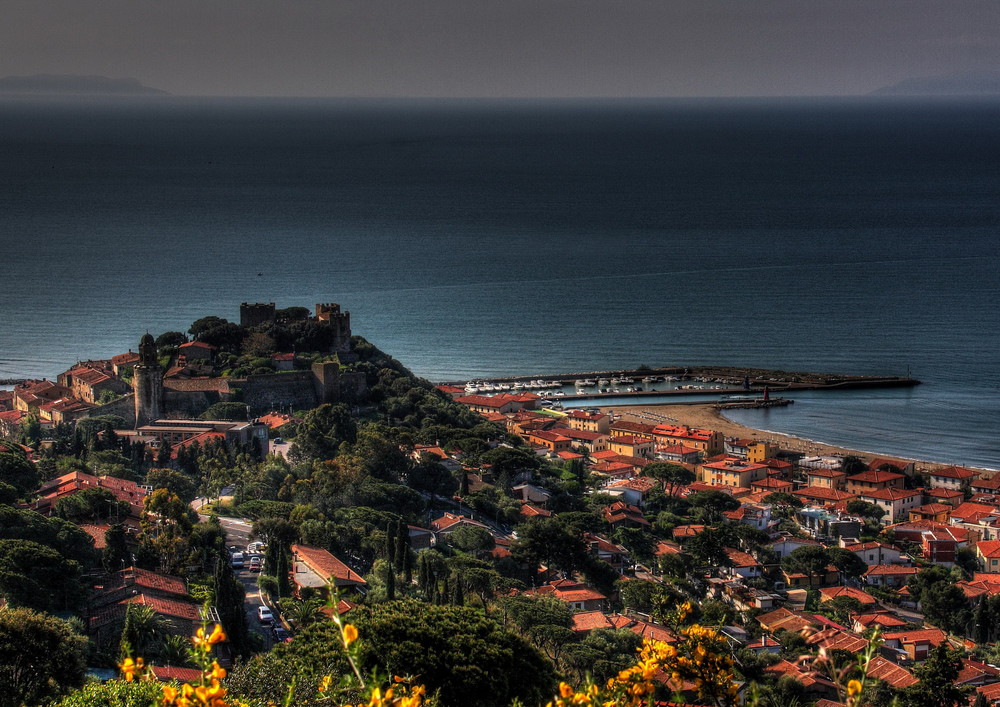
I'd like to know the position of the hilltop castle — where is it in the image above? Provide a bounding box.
[132,302,365,428]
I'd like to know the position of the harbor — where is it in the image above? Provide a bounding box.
[443,366,919,402]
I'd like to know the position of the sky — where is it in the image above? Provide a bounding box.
[4,0,1000,97]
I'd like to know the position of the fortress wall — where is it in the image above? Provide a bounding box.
[242,372,319,414]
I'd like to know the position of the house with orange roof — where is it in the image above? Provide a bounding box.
[923,487,965,507]
[33,471,150,519]
[654,443,701,464]
[529,578,608,612]
[602,501,649,529]
[950,501,1000,541]
[882,628,948,662]
[977,540,1000,572]
[862,564,919,588]
[429,513,492,539]
[890,520,969,566]
[846,470,906,495]
[763,660,838,700]
[756,607,823,635]
[868,458,916,475]
[864,656,917,688]
[972,478,1000,496]
[793,486,857,506]
[87,567,201,648]
[454,394,526,415]
[609,420,657,440]
[565,409,611,434]
[651,424,723,455]
[858,487,923,524]
[699,458,770,488]
[556,427,609,453]
[178,340,217,361]
[257,411,302,430]
[806,627,869,654]
[908,503,954,523]
[672,525,706,543]
[608,434,655,458]
[927,465,981,491]
[291,544,367,596]
[852,611,909,634]
[525,428,574,453]
[724,547,763,579]
[111,350,141,376]
[806,468,848,490]
[723,503,773,531]
[571,610,613,632]
[434,384,466,398]
[819,585,878,607]
[750,476,794,494]
[956,659,1000,688]
[605,476,658,507]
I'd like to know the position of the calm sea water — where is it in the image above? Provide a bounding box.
[1,96,998,467]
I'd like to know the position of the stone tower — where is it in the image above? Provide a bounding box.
[315,303,352,354]
[240,302,276,328]
[133,333,163,428]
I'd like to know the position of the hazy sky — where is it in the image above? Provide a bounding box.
[4,0,999,97]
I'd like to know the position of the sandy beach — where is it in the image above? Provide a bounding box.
[598,402,992,476]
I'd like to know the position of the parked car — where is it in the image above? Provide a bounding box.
[249,556,263,572]
[257,606,273,624]
[230,552,245,569]
[272,626,291,643]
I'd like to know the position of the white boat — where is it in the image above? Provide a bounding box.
[598,378,610,386]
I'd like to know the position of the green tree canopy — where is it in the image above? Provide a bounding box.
[0,608,88,707]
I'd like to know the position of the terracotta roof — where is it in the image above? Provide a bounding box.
[151,666,204,683]
[848,470,905,484]
[883,628,948,647]
[866,656,917,688]
[863,565,919,577]
[292,544,366,585]
[793,486,856,502]
[807,468,847,478]
[930,466,980,480]
[978,540,1000,559]
[572,611,613,632]
[861,487,921,501]
[819,586,878,605]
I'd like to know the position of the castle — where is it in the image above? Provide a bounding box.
[132,302,366,428]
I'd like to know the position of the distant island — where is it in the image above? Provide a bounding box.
[872,69,1000,96]
[0,74,168,95]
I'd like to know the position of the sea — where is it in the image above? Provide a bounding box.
[1,96,998,468]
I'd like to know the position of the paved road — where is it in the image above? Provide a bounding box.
[192,500,276,649]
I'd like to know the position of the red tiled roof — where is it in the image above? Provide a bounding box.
[572,611,613,632]
[863,565,919,577]
[848,470,905,484]
[861,487,921,501]
[292,544,366,585]
[819,586,878,605]
[930,466,980,480]
[865,656,917,688]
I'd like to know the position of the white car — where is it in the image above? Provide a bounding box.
[230,552,245,569]
[257,606,273,624]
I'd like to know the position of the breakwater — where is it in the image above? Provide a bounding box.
[442,366,920,393]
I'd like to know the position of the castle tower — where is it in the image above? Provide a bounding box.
[133,333,163,428]
[240,302,276,328]
[315,303,352,354]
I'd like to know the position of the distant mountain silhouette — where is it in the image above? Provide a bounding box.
[872,70,1000,96]
[0,74,168,95]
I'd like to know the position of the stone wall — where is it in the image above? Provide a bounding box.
[242,372,319,415]
[85,395,137,427]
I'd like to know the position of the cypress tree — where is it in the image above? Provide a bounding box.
[386,561,396,601]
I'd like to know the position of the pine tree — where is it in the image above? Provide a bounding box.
[214,556,249,656]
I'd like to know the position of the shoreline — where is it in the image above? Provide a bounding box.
[598,401,995,476]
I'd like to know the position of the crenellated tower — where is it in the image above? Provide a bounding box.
[133,333,163,427]
[315,303,352,354]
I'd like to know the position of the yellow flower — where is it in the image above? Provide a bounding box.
[319,675,333,693]
[210,661,227,680]
[194,624,227,649]
[847,679,863,698]
[343,623,359,646]
[120,656,144,682]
